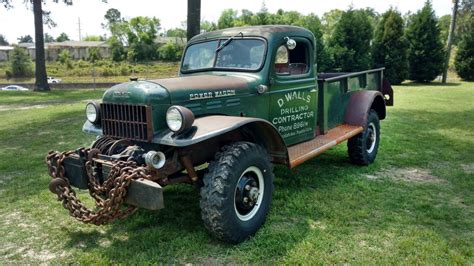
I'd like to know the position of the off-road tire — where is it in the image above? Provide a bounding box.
[348,110,380,165]
[200,141,274,243]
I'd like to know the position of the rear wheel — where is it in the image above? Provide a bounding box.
[200,142,274,243]
[348,110,380,165]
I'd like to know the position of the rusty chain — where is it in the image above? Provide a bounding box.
[45,149,151,225]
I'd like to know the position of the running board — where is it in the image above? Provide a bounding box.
[288,124,363,168]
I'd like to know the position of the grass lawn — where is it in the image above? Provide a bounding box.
[0,82,473,264]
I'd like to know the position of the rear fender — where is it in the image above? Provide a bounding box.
[153,115,289,165]
[344,90,386,128]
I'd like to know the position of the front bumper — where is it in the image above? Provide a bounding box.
[61,150,164,210]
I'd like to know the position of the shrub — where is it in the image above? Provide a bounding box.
[157,42,184,61]
[88,47,102,63]
[58,49,73,69]
[454,20,474,81]
[9,46,33,78]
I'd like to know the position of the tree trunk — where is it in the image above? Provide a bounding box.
[33,0,50,91]
[187,0,201,41]
[442,0,459,83]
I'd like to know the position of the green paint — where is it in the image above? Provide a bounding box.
[97,26,385,145]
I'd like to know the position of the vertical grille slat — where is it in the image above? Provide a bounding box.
[100,103,153,142]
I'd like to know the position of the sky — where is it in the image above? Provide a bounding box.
[0,0,452,44]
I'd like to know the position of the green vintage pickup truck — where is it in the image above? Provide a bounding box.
[46,25,393,243]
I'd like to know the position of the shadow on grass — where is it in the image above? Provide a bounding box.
[398,81,462,87]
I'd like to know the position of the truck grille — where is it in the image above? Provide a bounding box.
[100,103,153,142]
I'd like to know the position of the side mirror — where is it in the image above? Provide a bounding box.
[284,37,297,50]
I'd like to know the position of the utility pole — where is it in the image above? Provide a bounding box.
[78,17,82,41]
[442,0,459,83]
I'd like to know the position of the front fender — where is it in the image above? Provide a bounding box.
[153,115,289,165]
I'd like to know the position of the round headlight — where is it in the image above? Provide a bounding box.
[86,102,100,124]
[166,106,195,133]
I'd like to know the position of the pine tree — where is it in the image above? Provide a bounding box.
[455,19,474,80]
[406,1,445,82]
[373,9,409,84]
[329,9,373,72]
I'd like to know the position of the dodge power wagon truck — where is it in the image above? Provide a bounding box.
[46,25,393,243]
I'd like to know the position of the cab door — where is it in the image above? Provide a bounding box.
[268,37,318,145]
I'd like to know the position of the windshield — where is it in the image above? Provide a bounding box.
[181,39,266,72]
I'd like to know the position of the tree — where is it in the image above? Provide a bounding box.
[17,35,33,43]
[406,1,445,82]
[108,36,126,61]
[218,9,238,29]
[456,0,474,44]
[200,20,217,32]
[0,34,8,45]
[235,9,255,26]
[255,1,272,25]
[373,8,409,84]
[9,46,33,78]
[439,15,451,43]
[455,17,474,80]
[166,28,186,38]
[329,8,373,71]
[126,16,161,61]
[104,8,123,25]
[442,0,459,83]
[32,0,50,90]
[44,33,55,42]
[297,13,331,72]
[83,35,105,41]
[56,32,69,42]
[187,0,200,40]
[321,9,343,42]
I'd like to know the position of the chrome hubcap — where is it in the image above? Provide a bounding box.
[234,166,264,221]
[366,122,377,153]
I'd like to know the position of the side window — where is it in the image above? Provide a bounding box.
[275,41,309,76]
[275,45,289,74]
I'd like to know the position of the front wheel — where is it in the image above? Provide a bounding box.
[347,110,380,165]
[200,142,274,243]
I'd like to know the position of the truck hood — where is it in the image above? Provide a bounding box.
[103,74,257,105]
[103,81,170,105]
[149,75,256,103]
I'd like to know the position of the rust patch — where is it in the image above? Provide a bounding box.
[150,75,248,91]
[344,90,386,128]
[288,124,363,168]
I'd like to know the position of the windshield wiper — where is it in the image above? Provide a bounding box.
[216,32,243,53]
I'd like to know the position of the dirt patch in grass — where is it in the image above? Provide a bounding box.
[0,99,91,111]
[0,104,51,111]
[461,164,474,174]
[1,210,69,263]
[364,168,445,183]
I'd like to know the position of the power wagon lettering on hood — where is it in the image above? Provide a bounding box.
[189,89,236,101]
